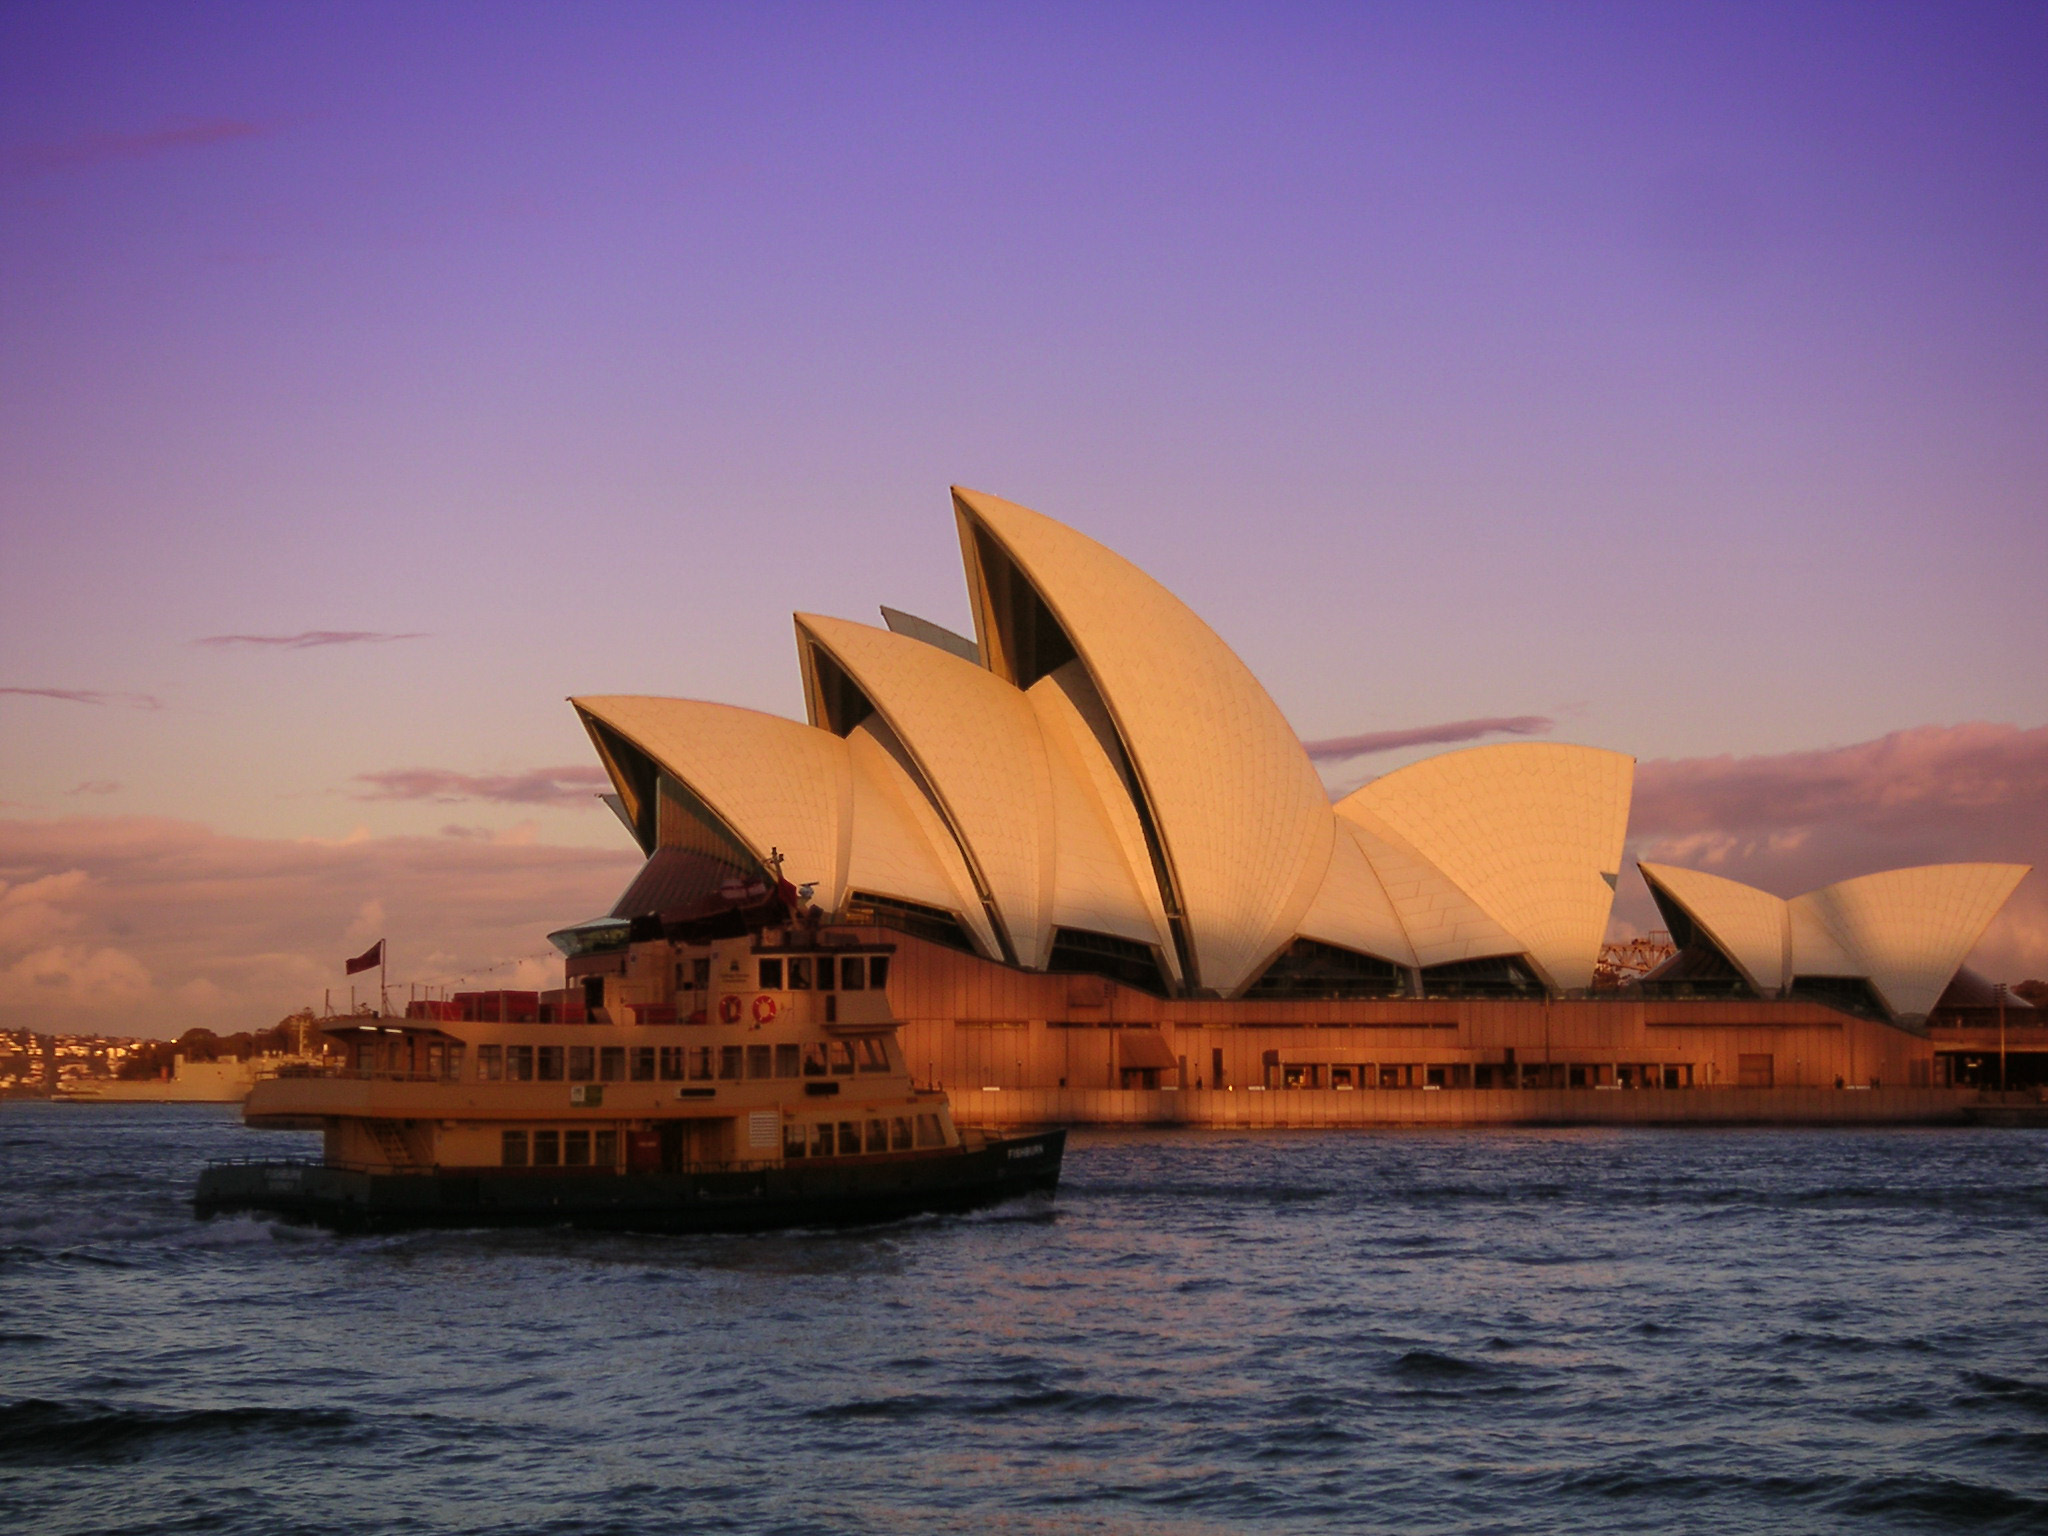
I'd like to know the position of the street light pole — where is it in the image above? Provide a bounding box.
[1996,982,2008,1094]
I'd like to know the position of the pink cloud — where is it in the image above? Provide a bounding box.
[70,782,120,797]
[195,631,426,649]
[351,766,612,807]
[1,118,271,178]
[1620,722,2047,981]
[1,687,161,710]
[0,815,640,1036]
[1304,714,1553,762]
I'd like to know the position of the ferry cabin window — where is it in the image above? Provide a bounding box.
[501,1130,529,1165]
[569,1046,595,1082]
[802,1044,828,1077]
[915,1113,944,1148]
[537,1046,565,1082]
[507,1046,535,1082]
[890,1116,912,1150]
[658,1047,685,1081]
[817,961,835,992]
[600,1046,625,1082]
[809,1122,834,1157]
[675,961,690,991]
[775,1044,800,1077]
[784,1123,808,1158]
[836,1122,862,1156]
[758,958,783,990]
[564,1129,591,1167]
[689,1047,714,1081]
[747,1045,772,1079]
[869,956,889,990]
[476,1045,503,1082]
[593,1130,618,1167]
[787,957,811,989]
[719,1045,744,1080]
[857,1038,889,1073]
[829,1042,856,1076]
[692,958,711,990]
[864,1119,887,1153]
[840,957,865,991]
[533,1130,561,1166]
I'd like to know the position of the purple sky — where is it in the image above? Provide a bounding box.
[2,5,2044,1029]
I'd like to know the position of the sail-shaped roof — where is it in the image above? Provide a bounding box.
[1638,862,1788,993]
[952,486,1332,994]
[1339,743,1631,991]
[796,614,1057,967]
[1795,864,2029,1019]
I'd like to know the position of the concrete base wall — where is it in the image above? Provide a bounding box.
[951,1086,1978,1129]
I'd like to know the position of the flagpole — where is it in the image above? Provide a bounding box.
[381,942,389,1019]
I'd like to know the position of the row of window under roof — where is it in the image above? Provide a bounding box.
[497,1112,947,1167]
[750,955,888,992]
[476,1038,895,1083]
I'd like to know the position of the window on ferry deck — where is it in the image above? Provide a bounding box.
[802,1043,828,1077]
[915,1113,944,1148]
[692,958,711,990]
[891,1116,913,1151]
[569,1046,595,1082]
[829,1041,856,1076]
[869,956,889,989]
[864,1119,887,1153]
[787,957,811,989]
[718,1045,743,1080]
[809,1122,833,1157]
[689,1047,714,1081]
[594,1130,618,1167]
[658,1047,683,1081]
[631,1047,656,1082]
[533,1130,560,1166]
[537,1046,565,1082]
[564,1130,591,1166]
[775,1044,800,1078]
[758,958,783,989]
[747,1045,772,1079]
[836,1122,861,1156]
[818,960,835,992]
[784,1123,807,1158]
[858,1038,889,1073]
[840,957,865,991]
[600,1047,626,1082]
[506,1045,534,1082]
[477,1045,503,1082]
[501,1130,528,1165]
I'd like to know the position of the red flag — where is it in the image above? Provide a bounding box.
[345,940,384,975]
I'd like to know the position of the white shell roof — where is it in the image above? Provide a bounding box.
[1796,863,2030,1019]
[797,614,1058,967]
[1638,862,1788,993]
[1338,743,1632,989]
[843,718,999,958]
[1335,801,1522,968]
[953,486,1333,994]
[572,696,850,906]
[1294,818,1419,968]
[1637,859,2030,1020]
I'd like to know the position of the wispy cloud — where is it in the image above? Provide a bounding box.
[196,631,427,650]
[1303,715,1553,763]
[2,118,271,179]
[351,766,611,807]
[70,782,120,797]
[1,687,162,710]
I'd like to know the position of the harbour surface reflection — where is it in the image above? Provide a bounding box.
[5,1105,2047,1534]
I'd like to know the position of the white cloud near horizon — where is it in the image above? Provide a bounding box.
[0,816,639,1038]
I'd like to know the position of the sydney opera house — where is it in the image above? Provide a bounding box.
[556,489,2032,1121]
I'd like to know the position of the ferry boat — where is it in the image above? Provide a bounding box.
[194,916,1064,1233]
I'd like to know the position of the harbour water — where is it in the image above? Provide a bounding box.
[4,1104,2047,1534]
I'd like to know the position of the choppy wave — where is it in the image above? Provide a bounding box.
[4,1106,2046,1535]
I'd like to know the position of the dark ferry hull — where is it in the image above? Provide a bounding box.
[195,1129,1065,1233]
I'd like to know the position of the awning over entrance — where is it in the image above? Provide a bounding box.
[1115,1030,1179,1071]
